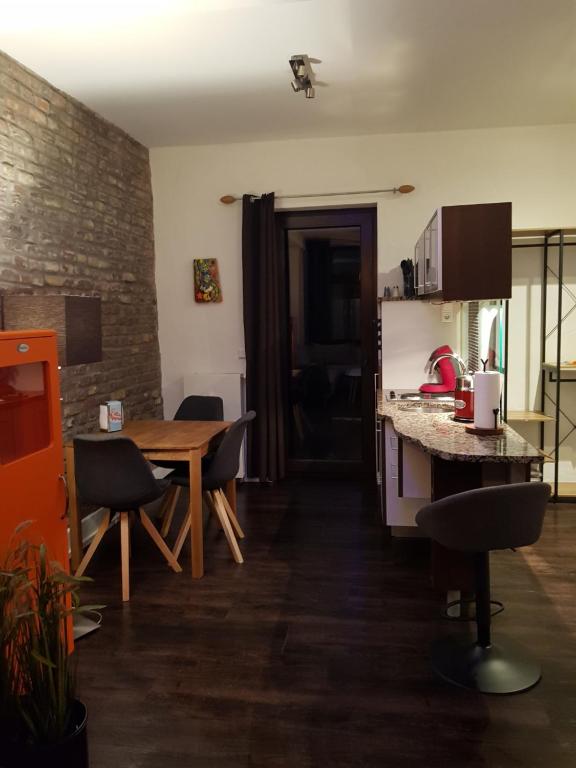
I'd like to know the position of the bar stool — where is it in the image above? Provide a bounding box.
[416,482,550,694]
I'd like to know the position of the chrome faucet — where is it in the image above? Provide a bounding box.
[429,353,468,377]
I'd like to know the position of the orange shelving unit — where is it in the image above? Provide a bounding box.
[0,330,68,568]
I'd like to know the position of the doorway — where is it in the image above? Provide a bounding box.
[277,208,377,477]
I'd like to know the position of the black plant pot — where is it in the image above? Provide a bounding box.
[3,699,88,768]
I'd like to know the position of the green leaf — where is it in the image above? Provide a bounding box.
[30,649,57,669]
[70,574,95,584]
[1,528,83,743]
[13,520,33,535]
[51,571,87,585]
[18,705,40,742]
[14,610,35,619]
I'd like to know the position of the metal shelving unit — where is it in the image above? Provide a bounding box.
[511,228,576,502]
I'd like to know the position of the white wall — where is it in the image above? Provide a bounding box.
[150,124,576,417]
[380,302,461,390]
[508,246,544,413]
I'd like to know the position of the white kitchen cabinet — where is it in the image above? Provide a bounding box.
[383,420,431,528]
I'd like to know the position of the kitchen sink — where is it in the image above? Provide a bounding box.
[397,400,454,413]
[385,389,455,412]
[389,391,454,402]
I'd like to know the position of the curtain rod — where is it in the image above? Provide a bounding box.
[219,184,415,205]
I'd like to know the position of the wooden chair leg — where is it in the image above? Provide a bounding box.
[202,491,220,526]
[204,491,223,529]
[139,508,183,572]
[212,490,243,564]
[217,489,245,539]
[128,510,137,556]
[75,509,111,578]
[171,489,243,563]
[160,485,181,538]
[172,513,191,561]
[120,511,130,602]
[158,484,174,521]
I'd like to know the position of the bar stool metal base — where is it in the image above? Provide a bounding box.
[430,635,542,694]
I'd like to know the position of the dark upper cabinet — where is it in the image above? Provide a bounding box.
[414,202,512,301]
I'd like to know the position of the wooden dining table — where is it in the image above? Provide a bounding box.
[66,419,232,579]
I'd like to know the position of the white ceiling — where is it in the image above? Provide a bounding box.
[1,0,575,148]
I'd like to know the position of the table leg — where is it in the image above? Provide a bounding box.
[189,449,203,578]
[224,477,237,515]
[65,444,83,571]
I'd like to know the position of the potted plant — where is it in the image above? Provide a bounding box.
[0,525,100,768]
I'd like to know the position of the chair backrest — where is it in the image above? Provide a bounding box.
[202,411,256,490]
[415,482,550,552]
[174,395,224,422]
[74,435,164,511]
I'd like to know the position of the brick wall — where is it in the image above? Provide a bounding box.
[0,51,163,437]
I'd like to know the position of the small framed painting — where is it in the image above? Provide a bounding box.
[194,258,222,303]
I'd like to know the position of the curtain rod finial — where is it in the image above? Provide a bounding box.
[220,195,237,205]
[397,185,415,194]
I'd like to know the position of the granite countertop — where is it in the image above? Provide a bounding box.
[377,392,542,464]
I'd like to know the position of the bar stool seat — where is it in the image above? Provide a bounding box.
[416,482,550,694]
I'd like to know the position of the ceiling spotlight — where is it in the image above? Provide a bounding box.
[289,54,316,100]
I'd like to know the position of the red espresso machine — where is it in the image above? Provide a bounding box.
[0,330,68,568]
[419,345,458,394]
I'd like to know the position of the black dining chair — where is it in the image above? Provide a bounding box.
[415,482,550,694]
[173,395,224,422]
[168,411,256,565]
[74,435,182,601]
[157,395,224,536]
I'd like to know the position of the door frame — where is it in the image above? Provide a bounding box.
[276,206,378,478]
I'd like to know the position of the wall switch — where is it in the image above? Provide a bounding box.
[441,303,454,323]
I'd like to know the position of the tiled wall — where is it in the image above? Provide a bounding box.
[0,51,163,436]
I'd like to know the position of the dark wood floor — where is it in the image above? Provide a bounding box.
[77,480,576,767]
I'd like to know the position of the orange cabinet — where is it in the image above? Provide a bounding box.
[0,330,68,569]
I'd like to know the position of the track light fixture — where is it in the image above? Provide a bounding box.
[289,55,315,99]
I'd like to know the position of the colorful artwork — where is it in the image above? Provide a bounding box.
[194,259,222,303]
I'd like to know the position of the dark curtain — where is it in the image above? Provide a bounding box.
[242,193,286,483]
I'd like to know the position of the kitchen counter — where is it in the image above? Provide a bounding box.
[377,391,542,464]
